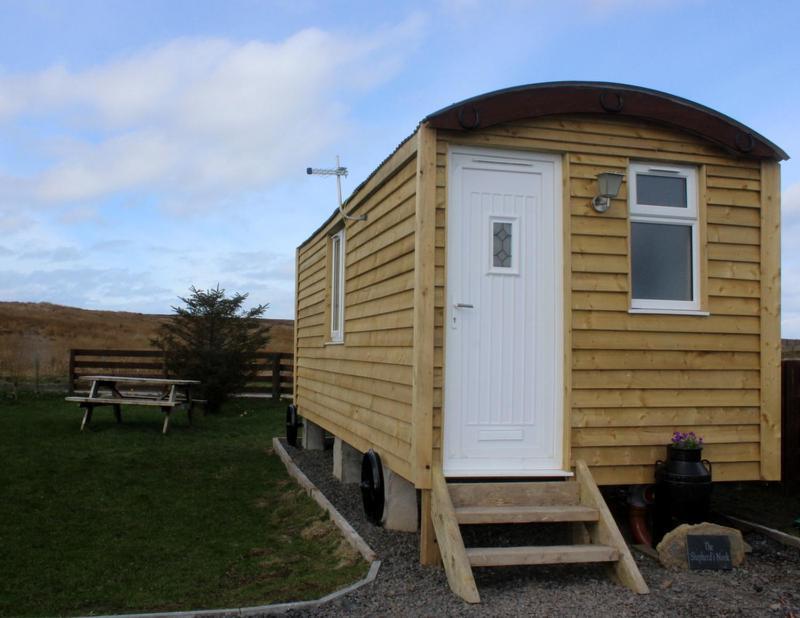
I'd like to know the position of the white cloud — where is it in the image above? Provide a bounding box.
[58,205,102,225]
[0,266,172,311]
[782,262,800,338]
[782,183,800,338]
[18,246,82,263]
[783,182,800,215]
[0,19,426,211]
[0,212,36,233]
[35,131,179,202]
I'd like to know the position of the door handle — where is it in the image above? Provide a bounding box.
[454,303,474,309]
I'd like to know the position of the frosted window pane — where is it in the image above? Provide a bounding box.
[637,174,687,208]
[632,222,692,301]
[493,222,512,268]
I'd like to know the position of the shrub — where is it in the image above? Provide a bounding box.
[152,286,270,413]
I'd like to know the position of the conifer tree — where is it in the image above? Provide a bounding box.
[152,286,270,413]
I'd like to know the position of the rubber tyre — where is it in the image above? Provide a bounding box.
[286,404,299,447]
[360,449,385,525]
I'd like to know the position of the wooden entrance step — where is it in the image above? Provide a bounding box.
[454,504,599,524]
[430,460,649,604]
[466,544,619,567]
[449,480,581,507]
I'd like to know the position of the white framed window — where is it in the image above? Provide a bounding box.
[629,162,700,313]
[488,215,520,275]
[329,229,345,342]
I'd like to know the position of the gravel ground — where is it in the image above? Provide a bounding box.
[279,442,800,617]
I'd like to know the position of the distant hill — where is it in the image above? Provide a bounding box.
[0,302,293,382]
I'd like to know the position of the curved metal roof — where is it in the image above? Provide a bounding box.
[423,81,788,160]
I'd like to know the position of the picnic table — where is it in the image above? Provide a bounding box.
[65,375,201,434]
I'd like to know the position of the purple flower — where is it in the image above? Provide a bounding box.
[671,430,704,449]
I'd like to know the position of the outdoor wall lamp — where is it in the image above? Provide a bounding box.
[592,171,625,213]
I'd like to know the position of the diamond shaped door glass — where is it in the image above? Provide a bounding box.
[493,222,512,268]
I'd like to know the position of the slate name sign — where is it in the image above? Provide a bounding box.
[687,535,733,570]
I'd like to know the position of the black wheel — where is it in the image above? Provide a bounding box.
[360,449,385,525]
[286,404,299,447]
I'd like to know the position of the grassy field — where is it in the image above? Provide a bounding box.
[0,393,366,617]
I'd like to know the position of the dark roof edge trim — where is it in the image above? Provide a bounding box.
[423,81,788,161]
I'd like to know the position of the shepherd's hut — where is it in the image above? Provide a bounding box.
[291,82,786,601]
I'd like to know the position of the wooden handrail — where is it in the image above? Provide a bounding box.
[430,463,480,603]
[575,460,649,594]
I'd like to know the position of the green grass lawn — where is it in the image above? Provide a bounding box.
[0,393,367,617]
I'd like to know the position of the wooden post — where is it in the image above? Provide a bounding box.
[80,405,93,431]
[293,247,300,404]
[68,349,75,395]
[561,153,572,471]
[162,407,171,434]
[411,123,436,492]
[420,489,442,566]
[287,356,293,400]
[760,160,781,481]
[272,354,281,401]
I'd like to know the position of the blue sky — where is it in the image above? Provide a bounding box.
[1,0,799,334]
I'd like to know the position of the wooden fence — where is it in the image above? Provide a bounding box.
[68,349,293,399]
[783,360,800,486]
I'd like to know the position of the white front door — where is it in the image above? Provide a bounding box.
[443,147,563,476]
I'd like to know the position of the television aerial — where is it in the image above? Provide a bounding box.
[306,155,367,222]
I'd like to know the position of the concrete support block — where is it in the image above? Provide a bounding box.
[333,437,361,484]
[302,418,325,450]
[381,467,418,532]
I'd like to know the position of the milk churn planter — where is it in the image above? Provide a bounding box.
[654,432,713,545]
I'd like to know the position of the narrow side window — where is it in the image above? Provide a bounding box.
[629,162,700,312]
[329,229,345,342]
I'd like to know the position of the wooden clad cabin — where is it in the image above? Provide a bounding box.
[293,82,786,598]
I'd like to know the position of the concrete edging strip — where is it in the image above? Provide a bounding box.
[89,561,381,618]
[271,437,377,562]
[84,439,381,618]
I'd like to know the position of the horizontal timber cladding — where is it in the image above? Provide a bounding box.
[435,113,771,484]
[294,149,419,483]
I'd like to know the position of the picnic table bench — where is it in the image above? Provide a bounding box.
[65,375,201,434]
